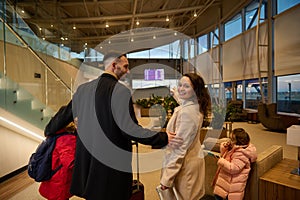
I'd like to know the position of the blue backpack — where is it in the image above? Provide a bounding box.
[27,132,75,182]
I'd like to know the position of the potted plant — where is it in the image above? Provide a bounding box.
[211,104,226,129]
[135,94,179,127]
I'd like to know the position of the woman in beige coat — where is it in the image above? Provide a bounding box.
[157,73,211,200]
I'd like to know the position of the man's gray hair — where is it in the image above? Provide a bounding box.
[103,52,126,69]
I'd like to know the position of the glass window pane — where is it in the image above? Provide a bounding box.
[197,34,208,54]
[245,79,261,109]
[224,13,242,41]
[150,43,173,58]
[245,1,266,30]
[127,40,181,59]
[127,50,150,59]
[183,40,188,59]
[210,28,219,47]
[169,40,181,59]
[225,82,233,101]
[277,0,300,14]
[237,81,243,101]
[277,74,300,113]
[246,1,260,29]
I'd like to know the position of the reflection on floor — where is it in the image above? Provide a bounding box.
[0,122,297,200]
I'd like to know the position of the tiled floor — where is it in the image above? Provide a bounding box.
[3,122,298,200]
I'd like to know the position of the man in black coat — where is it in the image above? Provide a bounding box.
[45,52,176,199]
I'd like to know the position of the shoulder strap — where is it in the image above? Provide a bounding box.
[50,131,77,139]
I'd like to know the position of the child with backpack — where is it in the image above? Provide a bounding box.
[213,128,257,200]
[38,121,77,200]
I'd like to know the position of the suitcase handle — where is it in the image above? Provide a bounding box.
[132,141,140,190]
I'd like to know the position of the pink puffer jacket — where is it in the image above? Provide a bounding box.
[213,143,257,200]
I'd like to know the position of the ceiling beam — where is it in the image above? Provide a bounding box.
[130,0,138,29]
[27,5,205,23]
[17,0,132,7]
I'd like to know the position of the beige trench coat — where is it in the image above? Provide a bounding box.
[159,100,205,200]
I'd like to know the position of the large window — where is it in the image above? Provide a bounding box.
[127,40,181,59]
[277,74,300,114]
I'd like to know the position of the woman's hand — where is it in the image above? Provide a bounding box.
[167,132,183,148]
[170,87,181,104]
[223,141,233,150]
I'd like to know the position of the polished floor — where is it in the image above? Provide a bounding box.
[0,122,298,200]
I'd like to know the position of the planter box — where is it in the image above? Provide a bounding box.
[140,108,162,117]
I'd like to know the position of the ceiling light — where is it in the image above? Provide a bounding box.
[174,31,177,36]
[136,20,140,26]
[153,35,156,39]
[73,24,76,30]
[108,40,111,44]
[39,27,42,31]
[105,22,109,28]
[21,9,25,14]
[130,37,134,42]
[42,37,45,40]
[193,11,197,17]
[166,15,170,22]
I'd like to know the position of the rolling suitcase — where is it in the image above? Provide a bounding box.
[130,141,144,200]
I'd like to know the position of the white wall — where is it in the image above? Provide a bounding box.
[0,108,44,177]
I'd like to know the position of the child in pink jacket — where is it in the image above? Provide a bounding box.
[213,128,257,200]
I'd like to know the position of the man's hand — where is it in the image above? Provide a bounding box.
[167,132,183,148]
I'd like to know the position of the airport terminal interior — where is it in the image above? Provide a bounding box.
[0,0,300,199]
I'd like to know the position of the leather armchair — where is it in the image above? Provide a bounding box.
[258,103,299,132]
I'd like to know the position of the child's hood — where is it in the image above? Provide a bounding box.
[234,143,257,162]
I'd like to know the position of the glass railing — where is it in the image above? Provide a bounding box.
[0,1,74,130]
[0,72,55,129]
